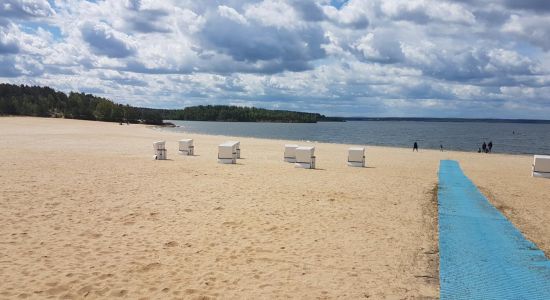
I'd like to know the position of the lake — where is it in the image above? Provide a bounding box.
[161,120,550,155]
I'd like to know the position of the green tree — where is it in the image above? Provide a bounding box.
[94,100,113,121]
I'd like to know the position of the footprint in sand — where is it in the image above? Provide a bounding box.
[79,231,102,238]
[98,273,114,280]
[164,241,178,247]
[45,285,69,296]
[59,293,76,299]
[94,286,110,296]
[221,221,240,228]
[139,262,162,272]
[110,289,128,297]
[77,285,93,297]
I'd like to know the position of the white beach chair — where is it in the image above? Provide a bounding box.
[178,139,194,156]
[295,146,316,169]
[226,141,241,158]
[533,155,550,178]
[218,141,239,164]
[153,141,167,160]
[348,147,366,167]
[284,144,298,162]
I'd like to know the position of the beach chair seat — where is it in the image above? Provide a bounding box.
[178,139,194,156]
[348,147,365,167]
[295,146,316,169]
[533,155,550,178]
[284,144,298,162]
[153,141,167,160]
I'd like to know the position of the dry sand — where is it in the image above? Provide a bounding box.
[0,116,548,299]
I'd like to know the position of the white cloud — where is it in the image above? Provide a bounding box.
[244,0,299,29]
[218,5,248,25]
[380,0,476,24]
[323,0,370,28]
[502,14,550,50]
[0,0,55,19]
[353,31,404,63]
[0,0,549,118]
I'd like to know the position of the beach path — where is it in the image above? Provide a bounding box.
[438,160,550,299]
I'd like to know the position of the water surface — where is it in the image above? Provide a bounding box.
[161,120,550,155]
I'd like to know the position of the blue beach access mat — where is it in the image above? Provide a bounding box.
[438,160,550,299]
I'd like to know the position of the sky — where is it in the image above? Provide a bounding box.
[1,0,550,118]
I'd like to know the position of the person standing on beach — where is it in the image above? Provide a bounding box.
[440,144,443,151]
[482,142,487,153]
[413,142,418,152]
[488,141,493,153]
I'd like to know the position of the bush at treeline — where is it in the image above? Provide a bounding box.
[0,83,340,124]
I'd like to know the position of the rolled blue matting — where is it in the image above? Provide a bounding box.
[438,160,550,299]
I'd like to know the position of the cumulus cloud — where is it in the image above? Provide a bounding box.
[323,0,370,29]
[353,31,404,64]
[0,54,43,77]
[198,3,327,72]
[124,7,171,33]
[0,0,54,19]
[289,0,326,22]
[81,22,135,58]
[503,0,550,12]
[502,14,550,51]
[218,5,248,25]
[0,56,22,77]
[379,0,476,24]
[0,0,549,118]
[0,25,20,54]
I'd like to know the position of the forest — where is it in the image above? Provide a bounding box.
[172,105,332,123]
[0,83,164,124]
[0,83,339,124]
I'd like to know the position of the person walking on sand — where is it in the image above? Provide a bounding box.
[413,142,418,152]
[488,141,493,153]
[482,142,487,153]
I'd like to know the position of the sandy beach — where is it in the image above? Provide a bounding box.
[1,117,549,299]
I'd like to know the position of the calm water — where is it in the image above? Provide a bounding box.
[162,120,550,155]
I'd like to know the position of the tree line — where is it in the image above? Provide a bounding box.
[171,105,332,123]
[0,83,341,124]
[0,83,164,124]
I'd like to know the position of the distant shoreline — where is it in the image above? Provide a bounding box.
[170,117,550,124]
[341,117,550,124]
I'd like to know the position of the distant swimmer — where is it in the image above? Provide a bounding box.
[413,142,418,152]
